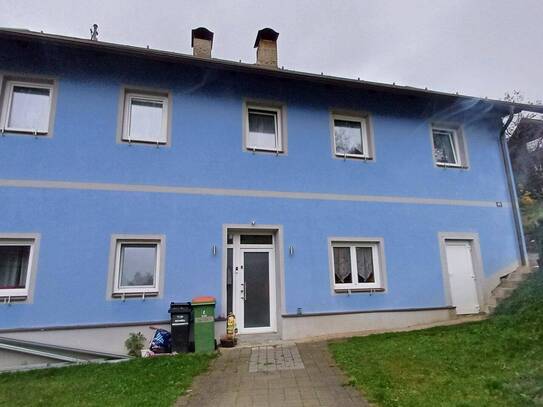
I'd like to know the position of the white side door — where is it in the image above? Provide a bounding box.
[445,241,480,314]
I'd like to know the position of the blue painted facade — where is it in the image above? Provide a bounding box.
[0,38,519,329]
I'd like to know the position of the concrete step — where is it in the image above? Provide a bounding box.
[507,272,530,282]
[500,279,520,289]
[236,333,285,348]
[516,266,535,275]
[487,267,538,314]
[493,287,515,300]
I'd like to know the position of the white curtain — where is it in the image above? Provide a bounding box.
[356,247,374,282]
[333,247,352,283]
[0,246,29,289]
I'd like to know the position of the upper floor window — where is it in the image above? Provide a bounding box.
[0,237,37,298]
[431,125,468,168]
[120,88,170,145]
[332,113,373,160]
[244,102,285,153]
[1,79,55,135]
[330,239,384,291]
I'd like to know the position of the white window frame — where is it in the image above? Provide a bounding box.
[332,114,370,159]
[432,126,463,168]
[245,105,283,153]
[121,92,169,144]
[0,238,36,298]
[1,80,54,135]
[330,241,382,291]
[112,239,162,295]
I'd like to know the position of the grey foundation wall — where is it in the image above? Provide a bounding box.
[2,321,226,356]
[0,309,452,358]
[281,308,455,340]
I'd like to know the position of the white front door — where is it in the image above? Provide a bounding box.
[227,233,277,334]
[445,241,480,314]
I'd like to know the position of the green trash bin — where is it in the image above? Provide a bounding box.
[192,296,216,353]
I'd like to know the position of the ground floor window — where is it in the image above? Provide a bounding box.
[112,237,162,296]
[0,238,36,298]
[330,239,384,291]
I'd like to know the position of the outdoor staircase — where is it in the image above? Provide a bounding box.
[0,336,128,372]
[488,265,537,313]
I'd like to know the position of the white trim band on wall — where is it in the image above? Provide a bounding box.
[0,178,510,208]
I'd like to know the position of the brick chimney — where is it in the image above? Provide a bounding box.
[191,27,214,58]
[254,28,279,67]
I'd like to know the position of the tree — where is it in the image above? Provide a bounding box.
[506,91,543,258]
[503,90,541,139]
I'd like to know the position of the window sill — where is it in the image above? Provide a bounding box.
[246,147,284,154]
[0,295,28,303]
[121,139,168,147]
[112,291,159,299]
[1,129,49,136]
[334,287,385,293]
[336,154,373,161]
[436,163,468,169]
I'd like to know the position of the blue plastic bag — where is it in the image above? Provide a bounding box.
[149,328,171,353]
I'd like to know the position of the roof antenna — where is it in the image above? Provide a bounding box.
[90,24,99,41]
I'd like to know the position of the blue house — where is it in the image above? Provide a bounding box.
[0,27,538,355]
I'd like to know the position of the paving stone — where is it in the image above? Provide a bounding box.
[175,341,369,406]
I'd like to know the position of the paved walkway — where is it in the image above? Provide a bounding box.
[249,344,305,373]
[175,341,369,407]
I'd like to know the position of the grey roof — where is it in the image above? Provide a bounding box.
[1,27,542,115]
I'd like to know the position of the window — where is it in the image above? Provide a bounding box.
[121,90,169,144]
[240,234,273,245]
[330,240,383,291]
[431,126,467,167]
[0,239,36,298]
[112,239,162,295]
[1,80,54,135]
[332,115,371,159]
[245,105,283,152]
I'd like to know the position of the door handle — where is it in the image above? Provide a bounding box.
[240,283,246,300]
[240,282,247,301]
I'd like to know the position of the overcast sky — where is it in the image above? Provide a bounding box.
[1,0,542,101]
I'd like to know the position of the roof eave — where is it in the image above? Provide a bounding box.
[1,28,542,115]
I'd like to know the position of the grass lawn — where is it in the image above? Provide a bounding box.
[329,271,543,407]
[0,352,214,406]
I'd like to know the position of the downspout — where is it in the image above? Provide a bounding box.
[499,108,528,266]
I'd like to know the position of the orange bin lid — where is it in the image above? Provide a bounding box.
[192,296,216,304]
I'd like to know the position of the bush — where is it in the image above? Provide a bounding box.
[124,332,147,357]
[494,270,543,323]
